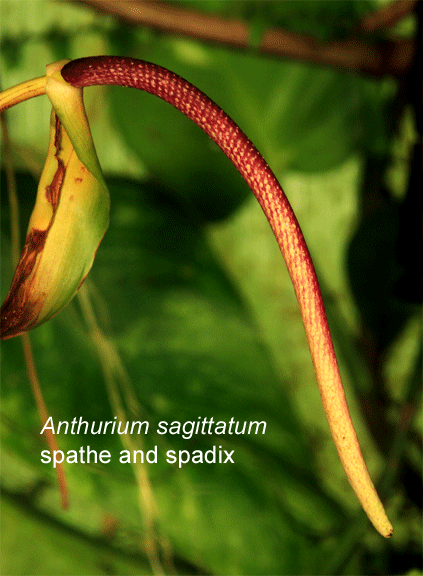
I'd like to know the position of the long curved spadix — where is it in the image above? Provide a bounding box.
[0,57,392,537]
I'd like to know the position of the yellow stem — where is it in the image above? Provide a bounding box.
[22,333,69,510]
[0,76,47,112]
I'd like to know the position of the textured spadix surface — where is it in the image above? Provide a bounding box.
[59,56,392,538]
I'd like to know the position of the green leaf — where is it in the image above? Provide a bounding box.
[1,494,153,576]
[1,173,343,575]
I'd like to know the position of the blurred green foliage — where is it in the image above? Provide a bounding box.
[168,0,374,41]
[1,1,421,575]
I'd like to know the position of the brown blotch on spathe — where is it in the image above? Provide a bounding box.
[45,116,65,211]
[0,228,48,339]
